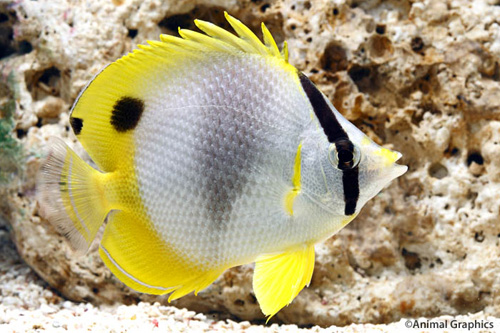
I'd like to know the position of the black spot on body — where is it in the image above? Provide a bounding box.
[70,117,83,135]
[335,139,360,214]
[111,96,144,132]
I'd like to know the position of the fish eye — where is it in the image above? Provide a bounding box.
[328,139,361,170]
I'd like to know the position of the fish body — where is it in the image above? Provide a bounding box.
[38,13,407,318]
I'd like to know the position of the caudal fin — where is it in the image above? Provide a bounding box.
[37,138,111,254]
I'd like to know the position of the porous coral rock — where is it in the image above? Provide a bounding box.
[1,0,500,327]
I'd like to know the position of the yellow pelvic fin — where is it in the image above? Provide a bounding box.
[37,138,112,254]
[99,211,223,299]
[284,141,303,216]
[253,244,315,319]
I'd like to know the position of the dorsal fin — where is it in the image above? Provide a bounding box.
[177,12,289,62]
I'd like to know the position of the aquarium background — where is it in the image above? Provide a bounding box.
[1,0,499,331]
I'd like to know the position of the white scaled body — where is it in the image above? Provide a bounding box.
[135,53,329,269]
[38,13,407,319]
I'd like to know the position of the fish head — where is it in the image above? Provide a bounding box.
[344,133,408,211]
[310,98,408,217]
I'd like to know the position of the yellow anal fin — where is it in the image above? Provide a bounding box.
[253,244,315,319]
[99,211,223,298]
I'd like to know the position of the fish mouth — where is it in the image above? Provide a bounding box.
[391,163,408,179]
[361,150,407,203]
[394,151,403,162]
[386,150,408,179]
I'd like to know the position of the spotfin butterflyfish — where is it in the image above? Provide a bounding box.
[37,13,407,319]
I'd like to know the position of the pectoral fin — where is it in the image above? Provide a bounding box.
[253,244,315,319]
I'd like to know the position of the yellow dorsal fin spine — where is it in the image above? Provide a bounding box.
[261,22,281,58]
[156,35,200,52]
[282,41,289,63]
[194,19,252,52]
[177,28,234,53]
[182,12,288,62]
[224,12,269,56]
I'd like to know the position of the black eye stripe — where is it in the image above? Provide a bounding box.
[298,72,348,142]
[298,71,359,216]
[338,150,353,162]
[343,168,359,215]
[335,138,355,169]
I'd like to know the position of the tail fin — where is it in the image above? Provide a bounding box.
[37,138,111,254]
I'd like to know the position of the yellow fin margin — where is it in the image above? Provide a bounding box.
[253,244,315,320]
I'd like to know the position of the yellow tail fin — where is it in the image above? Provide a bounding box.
[37,138,111,254]
[253,244,315,320]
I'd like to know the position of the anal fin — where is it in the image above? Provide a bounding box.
[253,244,315,319]
[99,211,223,298]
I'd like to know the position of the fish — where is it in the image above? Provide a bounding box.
[37,12,407,319]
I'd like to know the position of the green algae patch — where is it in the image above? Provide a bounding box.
[0,73,24,186]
